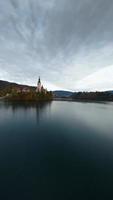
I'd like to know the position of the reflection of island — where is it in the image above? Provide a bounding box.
[35,102,52,124]
[4,101,52,123]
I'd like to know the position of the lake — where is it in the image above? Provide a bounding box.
[0,100,113,199]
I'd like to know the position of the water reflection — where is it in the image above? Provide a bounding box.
[35,102,52,124]
[0,101,52,124]
[0,100,113,199]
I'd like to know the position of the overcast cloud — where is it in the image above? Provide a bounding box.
[0,0,113,91]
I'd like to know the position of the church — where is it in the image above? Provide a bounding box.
[36,77,47,94]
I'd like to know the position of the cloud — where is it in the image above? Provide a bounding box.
[75,65,113,91]
[0,0,113,90]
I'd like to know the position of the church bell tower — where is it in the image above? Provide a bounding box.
[36,77,42,93]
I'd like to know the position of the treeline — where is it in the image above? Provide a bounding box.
[0,86,15,97]
[72,91,113,101]
[7,91,53,101]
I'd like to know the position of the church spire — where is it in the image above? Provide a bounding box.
[38,76,41,84]
[36,76,42,93]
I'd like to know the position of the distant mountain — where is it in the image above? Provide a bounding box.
[53,90,73,98]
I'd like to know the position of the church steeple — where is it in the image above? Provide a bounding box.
[38,77,41,84]
[36,76,42,93]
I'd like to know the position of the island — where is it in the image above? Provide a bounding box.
[0,78,53,102]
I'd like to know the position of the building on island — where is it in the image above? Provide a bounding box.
[36,77,47,94]
[11,77,47,95]
[16,87,30,93]
[22,87,30,93]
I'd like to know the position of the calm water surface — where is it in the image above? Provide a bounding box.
[0,100,113,199]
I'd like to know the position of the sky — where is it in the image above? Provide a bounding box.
[0,0,113,91]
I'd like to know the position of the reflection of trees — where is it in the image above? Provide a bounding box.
[4,101,52,123]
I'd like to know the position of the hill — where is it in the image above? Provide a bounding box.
[0,80,35,90]
[0,80,35,96]
[53,90,73,98]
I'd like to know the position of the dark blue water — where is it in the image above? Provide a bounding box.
[0,100,113,199]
